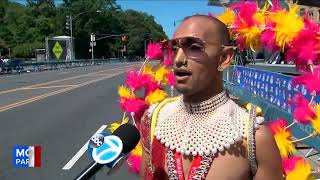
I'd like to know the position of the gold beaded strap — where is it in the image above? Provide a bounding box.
[150,97,179,143]
[246,104,258,176]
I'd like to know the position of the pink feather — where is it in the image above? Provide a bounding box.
[293,67,320,95]
[231,1,259,28]
[145,42,163,60]
[282,157,303,175]
[145,79,160,95]
[119,98,149,121]
[269,118,289,135]
[126,69,152,91]
[270,0,281,12]
[236,37,246,51]
[127,154,142,174]
[290,94,315,124]
[260,22,279,52]
[162,48,174,67]
[285,15,320,70]
[165,72,176,86]
[260,30,279,52]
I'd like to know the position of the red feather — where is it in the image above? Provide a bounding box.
[269,118,289,135]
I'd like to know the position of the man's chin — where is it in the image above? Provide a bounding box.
[175,84,193,95]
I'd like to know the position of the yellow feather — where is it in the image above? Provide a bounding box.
[145,89,168,105]
[118,85,134,98]
[108,118,129,133]
[217,8,236,26]
[311,105,320,134]
[269,4,304,50]
[155,65,170,83]
[238,26,263,51]
[274,128,296,157]
[142,64,154,77]
[253,4,268,25]
[131,141,142,157]
[217,8,236,38]
[286,160,314,180]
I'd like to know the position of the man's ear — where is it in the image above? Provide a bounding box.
[219,46,234,70]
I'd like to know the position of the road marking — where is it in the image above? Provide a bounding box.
[0,65,132,96]
[85,73,114,76]
[62,125,108,170]
[57,72,69,75]
[0,72,124,112]
[22,85,78,90]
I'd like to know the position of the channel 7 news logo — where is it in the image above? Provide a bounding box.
[13,145,41,168]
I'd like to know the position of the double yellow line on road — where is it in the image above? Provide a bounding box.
[0,65,130,95]
[0,65,133,112]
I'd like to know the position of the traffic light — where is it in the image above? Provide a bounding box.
[121,35,128,42]
[66,16,70,30]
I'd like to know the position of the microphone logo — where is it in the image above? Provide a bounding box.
[92,135,123,164]
[89,134,104,148]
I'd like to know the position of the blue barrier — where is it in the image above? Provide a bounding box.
[224,65,320,151]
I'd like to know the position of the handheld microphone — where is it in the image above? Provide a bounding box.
[74,123,140,180]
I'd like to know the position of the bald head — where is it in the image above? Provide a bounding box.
[175,14,231,46]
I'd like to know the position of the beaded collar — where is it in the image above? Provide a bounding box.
[183,91,229,114]
[154,93,252,157]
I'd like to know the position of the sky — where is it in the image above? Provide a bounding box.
[12,0,224,38]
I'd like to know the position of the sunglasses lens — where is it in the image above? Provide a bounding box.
[181,37,204,58]
[162,37,206,61]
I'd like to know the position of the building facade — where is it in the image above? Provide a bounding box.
[285,0,320,22]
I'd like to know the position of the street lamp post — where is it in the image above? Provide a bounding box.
[66,10,101,59]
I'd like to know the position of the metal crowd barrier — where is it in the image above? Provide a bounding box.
[0,58,142,74]
[223,65,320,153]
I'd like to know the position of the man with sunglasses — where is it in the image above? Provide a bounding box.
[140,15,282,180]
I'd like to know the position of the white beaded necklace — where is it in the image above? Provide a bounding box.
[154,91,250,157]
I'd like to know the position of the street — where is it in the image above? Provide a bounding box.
[0,63,141,180]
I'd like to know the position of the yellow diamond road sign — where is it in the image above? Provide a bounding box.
[52,41,63,60]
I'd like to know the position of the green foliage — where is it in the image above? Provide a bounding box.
[0,0,167,59]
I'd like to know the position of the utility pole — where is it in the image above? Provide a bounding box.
[90,33,96,60]
[9,48,11,59]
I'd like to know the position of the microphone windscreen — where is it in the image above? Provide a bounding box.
[112,123,140,154]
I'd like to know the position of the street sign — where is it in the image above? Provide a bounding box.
[91,34,95,42]
[52,41,63,60]
[90,42,96,47]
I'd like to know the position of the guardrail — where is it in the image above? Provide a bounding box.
[0,58,142,74]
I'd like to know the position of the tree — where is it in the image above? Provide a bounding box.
[0,0,167,59]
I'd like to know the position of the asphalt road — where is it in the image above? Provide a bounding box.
[0,63,141,180]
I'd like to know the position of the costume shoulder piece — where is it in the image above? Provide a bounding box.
[154,91,264,157]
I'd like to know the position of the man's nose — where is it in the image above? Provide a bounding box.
[174,48,187,67]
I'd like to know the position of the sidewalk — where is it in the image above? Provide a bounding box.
[295,142,320,178]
